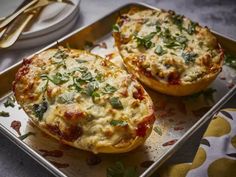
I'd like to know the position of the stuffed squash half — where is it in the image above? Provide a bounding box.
[13,47,155,153]
[113,8,224,96]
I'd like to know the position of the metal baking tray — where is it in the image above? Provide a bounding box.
[0,2,236,177]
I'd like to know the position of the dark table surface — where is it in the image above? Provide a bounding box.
[0,0,235,177]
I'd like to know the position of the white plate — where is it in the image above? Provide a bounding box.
[1,0,80,49]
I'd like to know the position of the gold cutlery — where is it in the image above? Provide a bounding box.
[0,0,74,48]
[0,0,38,29]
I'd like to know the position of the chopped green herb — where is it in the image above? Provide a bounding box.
[19,132,35,140]
[70,66,88,74]
[161,29,182,49]
[73,77,83,91]
[112,24,120,32]
[186,21,197,35]
[84,81,99,96]
[81,72,93,82]
[110,120,128,126]
[175,35,188,44]
[33,100,48,121]
[76,59,87,63]
[164,42,180,49]
[155,45,167,55]
[224,53,236,69]
[52,49,68,68]
[153,126,162,136]
[107,161,137,177]
[135,32,156,49]
[103,84,117,93]
[182,52,198,64]
[78,66,88,73]
[4,96,15,108]
[0,111,9,117]
[54,49,68,60]
[95,73,104,82]
[109,97,123,109]
[49,73,70,85]
[57,92,75,104]
[172,14,184,31]
[155,22,161,33]
[92,92,100,102]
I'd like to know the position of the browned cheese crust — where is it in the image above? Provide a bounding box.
[13,47,155,153]
[113,7,224,96]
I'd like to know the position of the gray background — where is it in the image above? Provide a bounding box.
[0,0,236,176]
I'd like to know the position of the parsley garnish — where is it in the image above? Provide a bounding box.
[76,59,87,63]
[57,92,75,104]
[19,132,35,140]
[84,81,99,96]
[49,73,69,85]
[153,126,162,136]
[41,73,69,86]
[81,72,93,82]
[186,21,197,35]
[33,100,48,121]
[52,49,68,68]
[95,73,104,82]
[112,24,120,32]
[155,45,167,56]
[172,14,184,31]
[224,53,236,69]
[107,161,137,177]
[109,97,123,109]
[161,29,180,49]
[110,120,128,127]
[182,52,198,64]
[135,32,156,49]
[4,96,15,108]
[175,35,188,44]
[155,22,161,33]
[73,77,83,91]
[103,84,117,94]
[91,92,100,102]
[0,111,10,117]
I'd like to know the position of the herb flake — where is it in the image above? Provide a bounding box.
[112,24,120,32]
[224,53,236,69]
[0,111,10,117]
[103,84,117,94]
[153,126,162,136]
[182,52,198,64]
[107,161,137,177]
[4,96,15,108]
[19,132,35,140]
[155,45,167,56]
[109,97,123,109]
[33,100,48,121]
[110,120,128,127]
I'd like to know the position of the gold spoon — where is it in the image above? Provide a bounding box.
[0,0,74,48]
[0,0,38,29]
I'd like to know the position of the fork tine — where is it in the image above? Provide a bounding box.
[24,0,74,13]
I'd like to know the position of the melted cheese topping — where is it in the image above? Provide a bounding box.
[114,9,223,85]
[13,47,154,153]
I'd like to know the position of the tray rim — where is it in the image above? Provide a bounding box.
[0,2,236,177]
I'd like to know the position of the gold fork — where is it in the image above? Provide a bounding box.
[0,0,74,48]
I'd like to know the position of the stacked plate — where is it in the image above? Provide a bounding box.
[0,0,80,49]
